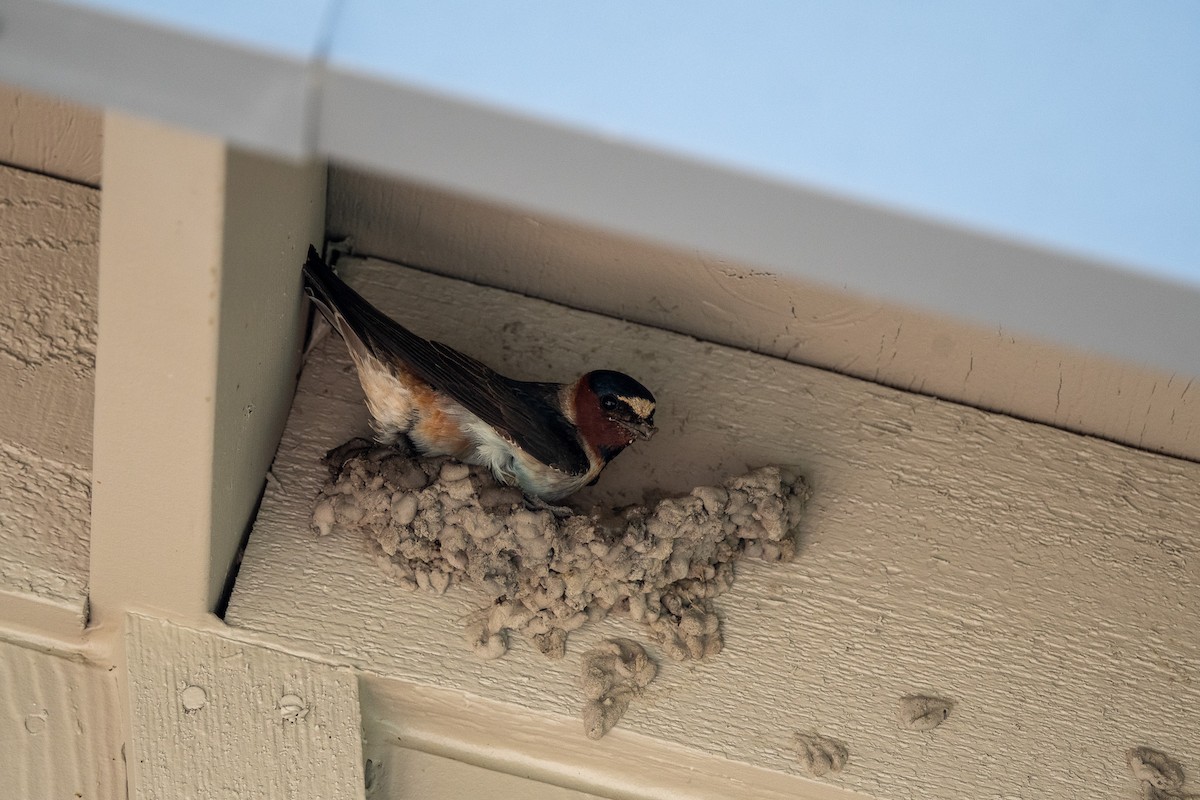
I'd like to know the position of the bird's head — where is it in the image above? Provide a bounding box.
[574,370,657,461]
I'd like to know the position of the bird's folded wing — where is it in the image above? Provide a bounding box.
[408,338,591,476]
[303,245,590,475]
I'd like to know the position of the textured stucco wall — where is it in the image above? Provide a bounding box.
[0,164,97,622]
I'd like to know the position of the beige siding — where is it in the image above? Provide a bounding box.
[126,614,364,800]
[0,164,96,628]
[0,82,102,185]
[0,640,123,798]
[228,258,1199,799]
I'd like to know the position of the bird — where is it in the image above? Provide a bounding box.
[302,246,657,502]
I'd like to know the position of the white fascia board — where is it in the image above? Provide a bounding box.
[2,1,1197,375]
[0,0,334,158]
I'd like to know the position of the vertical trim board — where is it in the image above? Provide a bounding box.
[90,113,324,622]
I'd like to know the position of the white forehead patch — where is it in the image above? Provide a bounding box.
[620,396,655,419]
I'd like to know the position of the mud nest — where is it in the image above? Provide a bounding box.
[312,440,807,661]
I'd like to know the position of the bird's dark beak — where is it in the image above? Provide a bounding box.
[621,419,657,440]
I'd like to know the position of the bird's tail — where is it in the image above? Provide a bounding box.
[303,245,454,384]
[302,245,382,365]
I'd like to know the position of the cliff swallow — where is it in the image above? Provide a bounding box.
[302,246,657,501]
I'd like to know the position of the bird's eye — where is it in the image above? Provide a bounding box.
[600,397,619,412]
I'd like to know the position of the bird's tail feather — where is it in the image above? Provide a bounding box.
[302,245,383,366]
[302,245,469,392]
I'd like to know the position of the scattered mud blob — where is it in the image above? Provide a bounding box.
[313,440,807,661]
[580,638,657,739]
[897,695,953,731]
[793,732,849,777]
[1126,747,1186,797]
